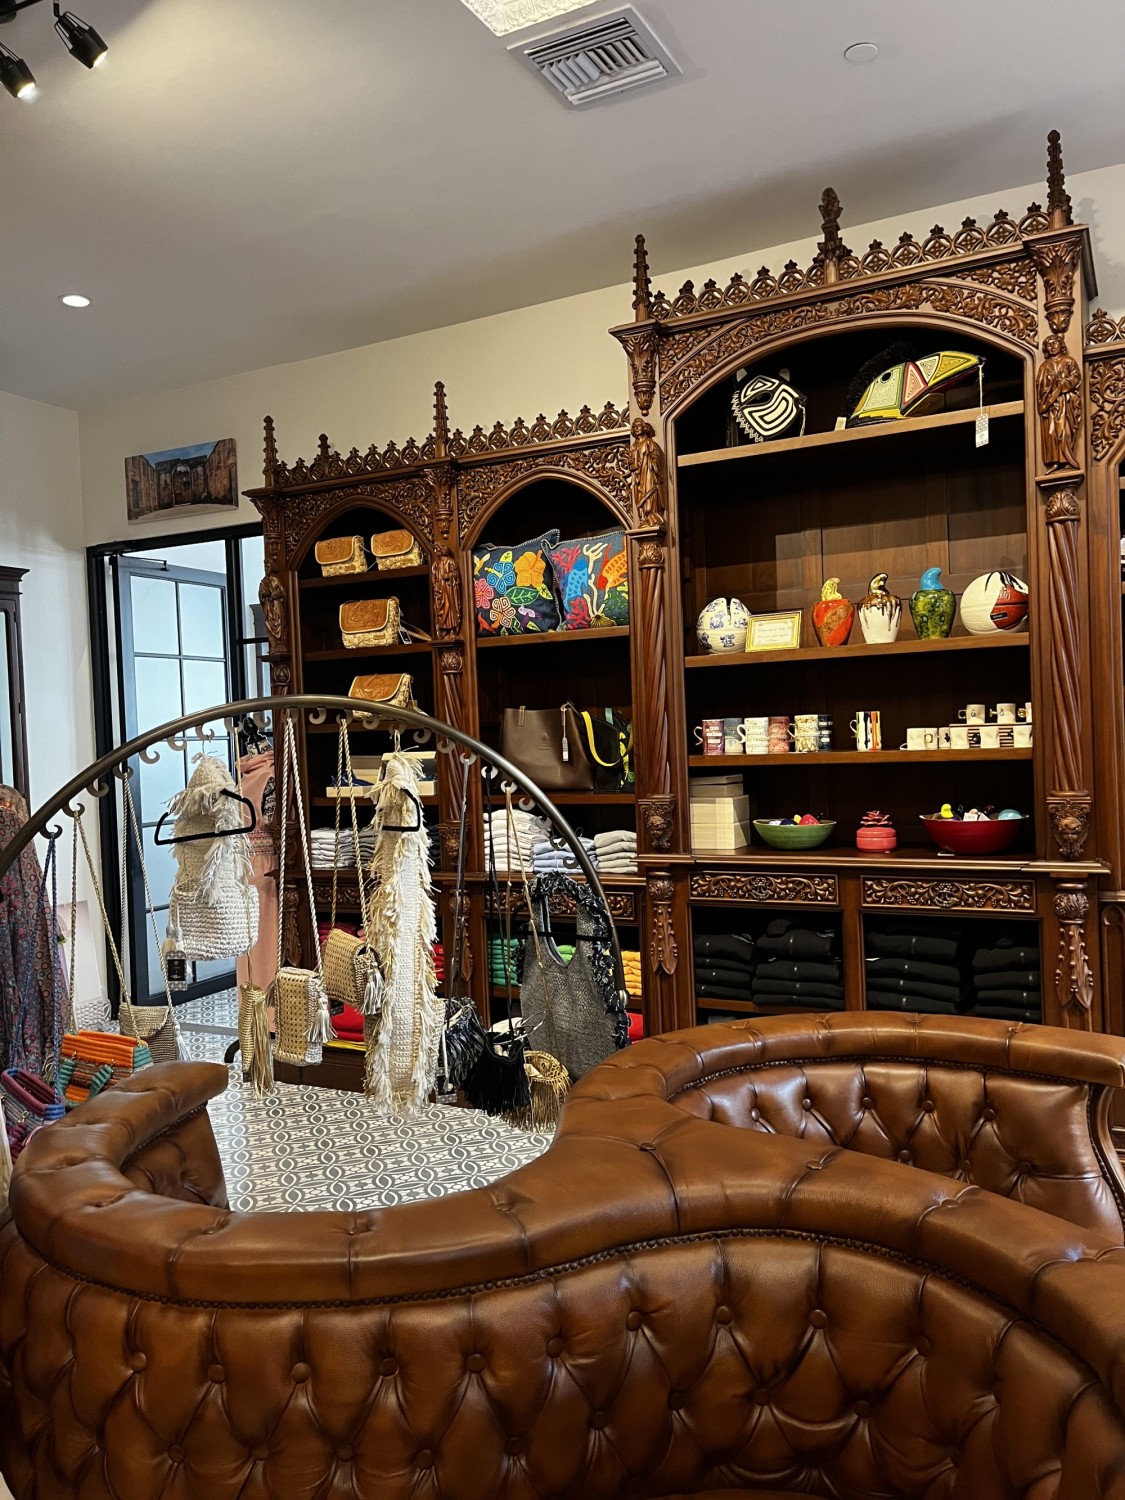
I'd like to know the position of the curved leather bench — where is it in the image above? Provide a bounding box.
[2,1024,1125,1498]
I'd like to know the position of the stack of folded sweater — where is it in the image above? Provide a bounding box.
[694,931,755,1003]
[489,936,522,988]
[485,809,549,873]
[433,940,445,990]
[594,829,638,874]
[968,935,1041,1022]
[865,923,967,1014]
[531,834,597,874]
[620,948,643,1004]
[310,824,376,871]
[752,919,843,1011]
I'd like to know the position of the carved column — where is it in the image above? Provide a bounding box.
[636,536,674,855]
[1054,878,1094,1030]
[644,871,680,1033]
[1040,482,1091,858]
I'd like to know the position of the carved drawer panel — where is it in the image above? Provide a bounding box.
[689,872,839,906]
[486,889,636,922]
[861,877,1036,913]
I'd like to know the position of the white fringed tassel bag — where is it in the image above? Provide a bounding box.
[165,755,259,962]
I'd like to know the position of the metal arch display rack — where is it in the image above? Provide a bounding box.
[0,694,629,1007]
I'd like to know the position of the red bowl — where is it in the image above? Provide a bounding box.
[920,816,1025,855]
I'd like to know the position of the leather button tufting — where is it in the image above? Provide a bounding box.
[626,1311,643,1331]
[922,1101,935,1114]
[337,1447,354,1463]
[207,1365,225,1383]
[982,1107,997,1122]
[506,1438,523,1455]
[291,1363,310,1383]
[130,1353,147,1372]
[547,1337,564,1357]
[809,1309,828,1329]
[169,1446,184,1464]
[750,1108,761,1122]
[853,1399,871,1417]
[961,1159,972,1173]
[716,1306,733,1325]
[1019,1161,1032,1174]
[802,1097,812,1110]
[753,1388,771,1406]
[916,1337,932,1356]
[378,1358,398,1377]
[253,1445,269,1462]
[467,1354,486,1373]
[590,1412,608,1430]
[898,1150,912,1163]
[416,1450,434,1470]
[668,1392,685,1411]
[861,1096,874,1110]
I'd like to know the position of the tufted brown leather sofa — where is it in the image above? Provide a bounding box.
[3,1019,1125,1499]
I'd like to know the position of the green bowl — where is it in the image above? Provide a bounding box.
[753,819,836,850]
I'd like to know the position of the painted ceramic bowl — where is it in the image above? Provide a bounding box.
[754,819,836,850]
[920,815,1026,855]
[696,597,750,654]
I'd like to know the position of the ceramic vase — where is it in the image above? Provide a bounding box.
[811,577,856,648]
[857,573,902,645]
[696,597,750,654]
[959,571,1029,635]
[857,811,897,852]
[909,566,956,639]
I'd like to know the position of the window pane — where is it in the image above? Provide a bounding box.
[0,613,12,786]
[138,823,177,908]
[182,658,228,733]
[195,957,235,985]
[133,656,184,736]
[130,575,179,656]
[137,745,188,815]
[240,534,266,640]
[178,582,225,659]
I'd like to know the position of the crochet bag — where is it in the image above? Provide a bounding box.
[370,529,422,570]
[340,597,401,648]
[1,1068,65,1159]
[165,756,259,962]
[315,535,368,576]
[348,673,416,710]
[57,1031,152,1108]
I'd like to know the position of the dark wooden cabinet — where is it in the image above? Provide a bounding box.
[0,566,29,800]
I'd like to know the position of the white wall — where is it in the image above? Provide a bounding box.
[77,160,1125,546]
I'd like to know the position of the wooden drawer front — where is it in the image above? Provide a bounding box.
[861,877,1037,913]
[690,872,839,906]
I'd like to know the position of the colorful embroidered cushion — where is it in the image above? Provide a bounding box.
[472,529,561,636]
[546,529,630,630]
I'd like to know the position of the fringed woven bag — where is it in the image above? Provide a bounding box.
[164,756,259,963]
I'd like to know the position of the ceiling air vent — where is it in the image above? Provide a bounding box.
[513,6,681,107]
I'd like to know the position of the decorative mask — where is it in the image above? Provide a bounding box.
[844,349,981,427]
[731,370,807,444]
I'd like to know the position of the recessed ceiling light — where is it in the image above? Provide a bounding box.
[59,293,91,307]
[844,41,879,64]
[457,0,598,37]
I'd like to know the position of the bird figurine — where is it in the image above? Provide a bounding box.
[857,573,902,645]
[910,566,956,639]
[811,577,856,648]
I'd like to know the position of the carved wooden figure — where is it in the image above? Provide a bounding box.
[1037,333,1083,469]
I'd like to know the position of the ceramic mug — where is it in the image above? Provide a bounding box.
[723,716,744,754]
[850,710,882,752]
[790,713,820,754]
[817,714,833,749]
[978,724,1001,749]
[767,715,792,754]
[967,726,982,749]
[1018,702,1033,722]
[949,725,970,750]
[1013,723,1033,747]
[958,704,986,725]
[991,703,1017,725]
[738,717,770,754]
[900,727,937,751]
[935,727,952,750]
[694,720,724,755]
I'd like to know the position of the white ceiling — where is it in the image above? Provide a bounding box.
[2,0,1124,409]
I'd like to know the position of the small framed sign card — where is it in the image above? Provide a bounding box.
[746,609,803,652]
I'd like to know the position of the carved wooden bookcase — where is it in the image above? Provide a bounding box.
[249,130,1125,1063]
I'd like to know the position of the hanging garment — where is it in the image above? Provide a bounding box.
[364,752,443,1114]
[235,750,278,995]
[165,755,259,962]
[0,785,70,1076]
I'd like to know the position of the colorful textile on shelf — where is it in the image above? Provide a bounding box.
[546,529,629,630]
[472,529,561,636]
[0,785,70,1077]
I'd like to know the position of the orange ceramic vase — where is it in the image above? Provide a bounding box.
[811,577,856,648]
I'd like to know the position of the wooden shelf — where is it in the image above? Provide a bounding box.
[303,642,433,661]
[677,400,1025,469]
[300,566,429,590]
[476,626,630,650]
[685,633,1031,670]
[688,749,1033,768]
[691,845,1038,874]
[311,793,437,808]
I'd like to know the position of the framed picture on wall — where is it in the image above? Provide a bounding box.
[124,440,238,524]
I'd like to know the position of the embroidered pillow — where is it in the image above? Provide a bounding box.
[546,529,629,630]
[472,529,561,636]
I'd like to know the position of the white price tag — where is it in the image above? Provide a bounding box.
[975,411,990,449]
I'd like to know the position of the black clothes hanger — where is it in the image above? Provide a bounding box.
[152,789,256,846]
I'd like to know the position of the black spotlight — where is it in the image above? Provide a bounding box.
[53,4,106,68]
[0,39,36,98]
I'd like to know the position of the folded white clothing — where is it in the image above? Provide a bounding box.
[594,830,638,850]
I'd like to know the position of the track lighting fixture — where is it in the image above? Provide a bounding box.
[0,39,35,98]
[53,3,106,67]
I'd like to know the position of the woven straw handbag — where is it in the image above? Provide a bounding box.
[370,529,422,570]
[315,536,368,576]
[348,673,415,709]
[340,597,401,649]
[272,968,325,1068]
[119,997,179,1063]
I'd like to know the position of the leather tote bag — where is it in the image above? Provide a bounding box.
[500,704,593,792]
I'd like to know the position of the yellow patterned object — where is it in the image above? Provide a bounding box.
[370,530,422,570]
[348,673,416,710]
[846,351,980,427]
[314,536,368,576]
[339,597,401,648]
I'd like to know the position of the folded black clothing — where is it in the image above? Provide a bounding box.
[754,919,836,961]
[693,933,755,965]
[754,959,842,984]
[695,964,754,987]
[696,982,755,1003]
[974,969,1041,993]
[970,1005,1041,1023]
[971,943,1040,973]
[752,979,845,1001]
[864,957,964,985]
[752,994,845,1013]
[867,995,959,1015]
[865,928,962,963]
[866,977,966,1004]
[966,988,1042,1007]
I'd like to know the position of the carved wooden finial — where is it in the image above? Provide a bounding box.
[262,415,278,485]
[318,433,331,460]
[1047,129,1072,229]
[633,234,652,322]
[433,380,450,457]
[816,188,848,282]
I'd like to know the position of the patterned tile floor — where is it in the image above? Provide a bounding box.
[173,990,551,1212]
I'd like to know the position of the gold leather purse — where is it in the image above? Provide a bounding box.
[315,536,368,576]
[348,673,416,709]
[370,529,422,570]
[340,597,401,648]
